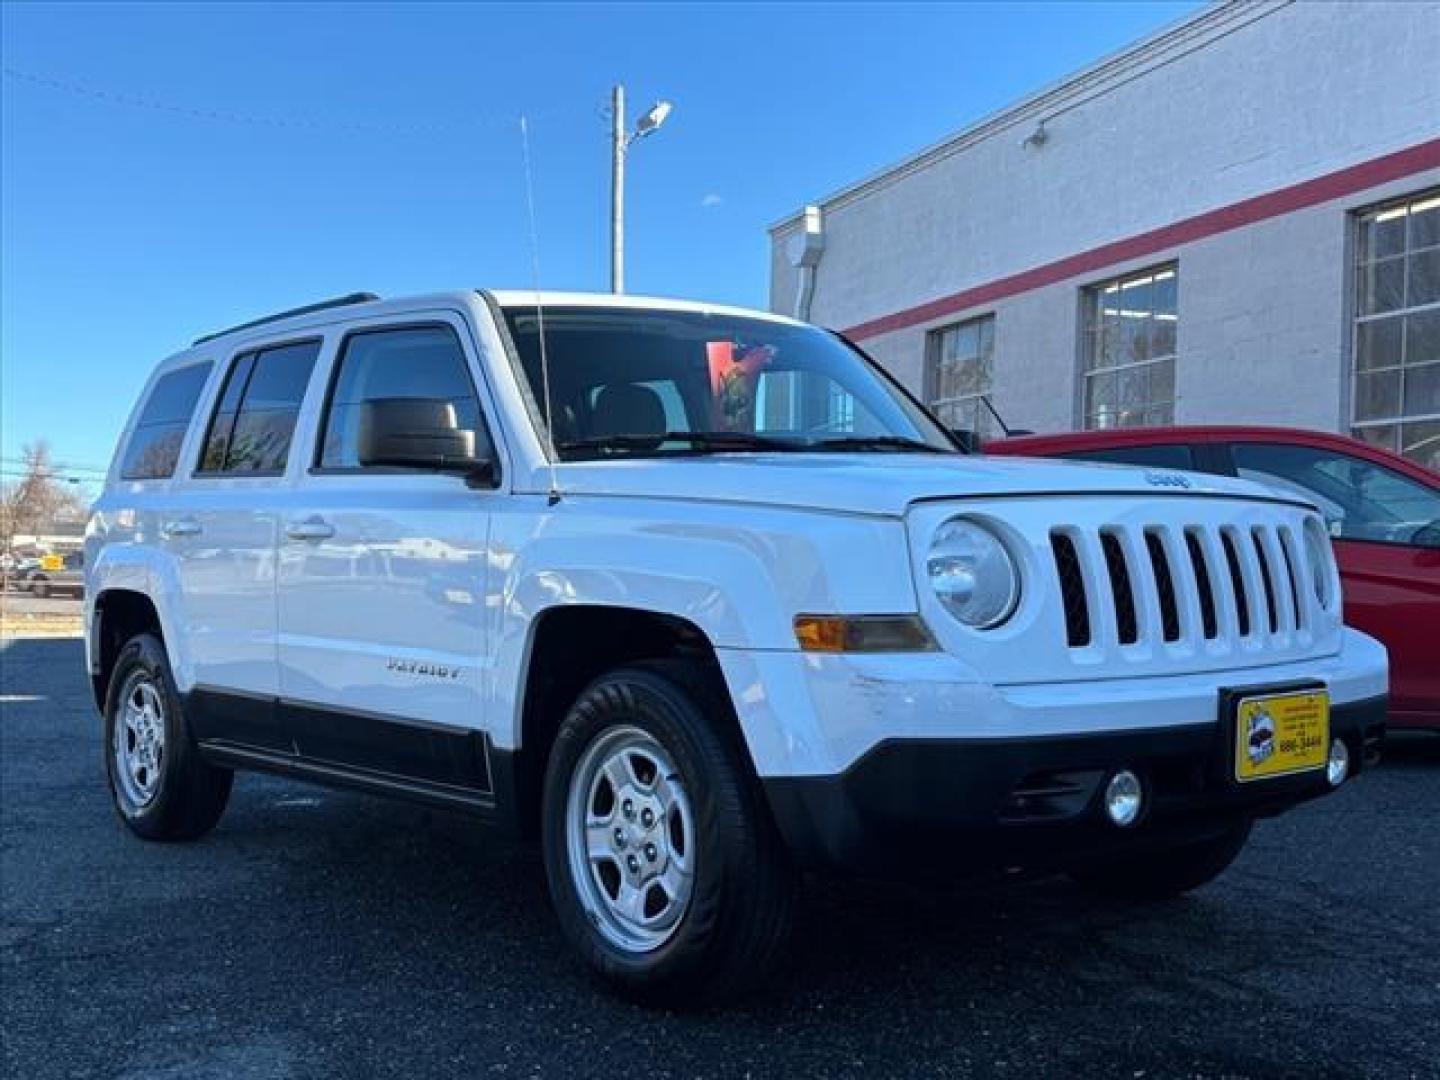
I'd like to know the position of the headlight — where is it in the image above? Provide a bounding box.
[927,518,1020,629]
[1302,518,1335,609]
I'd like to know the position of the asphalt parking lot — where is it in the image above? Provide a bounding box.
[3,636,1437,1079]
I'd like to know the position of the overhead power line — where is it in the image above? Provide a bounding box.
[3,65,579,136]
[0,456,110,475]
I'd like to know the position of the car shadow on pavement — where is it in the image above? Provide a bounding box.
[1380,729,1440,765]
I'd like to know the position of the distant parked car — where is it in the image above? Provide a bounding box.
[989,426,1439,730]
[4,557,42,590]
[21,551,85,599]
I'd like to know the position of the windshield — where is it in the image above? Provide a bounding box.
[500,306,955,460]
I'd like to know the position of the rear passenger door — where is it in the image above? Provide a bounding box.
[171,339,322,751]
[274,317,500,793]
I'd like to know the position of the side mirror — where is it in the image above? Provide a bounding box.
[948,428,983,454]
[1411,519,1440,550]
[358,398,494,484]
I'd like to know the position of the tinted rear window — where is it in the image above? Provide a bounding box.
[1058,444,1196,470]
[119,363,213,480]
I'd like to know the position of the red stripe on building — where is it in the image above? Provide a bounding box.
[844,137,1440,341]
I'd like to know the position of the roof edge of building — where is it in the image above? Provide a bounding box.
[768,0,1289,237]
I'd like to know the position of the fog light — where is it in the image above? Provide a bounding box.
[1327,738,1350,787]
[1104,770,1143,827]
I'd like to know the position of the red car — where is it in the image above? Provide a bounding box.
[988,426,1440,730]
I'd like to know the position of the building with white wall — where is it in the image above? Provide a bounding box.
[769,0,1440,467]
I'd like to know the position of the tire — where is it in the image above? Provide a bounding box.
[32,578,49,599]
[104,633,233,841]
[541,660,797,1008]
[1069,820,1253,901]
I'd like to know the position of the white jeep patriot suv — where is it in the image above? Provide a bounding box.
[87,290,1388,1004]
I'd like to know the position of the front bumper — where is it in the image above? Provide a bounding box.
[763,693,1386,874]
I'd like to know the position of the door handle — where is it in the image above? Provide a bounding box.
[161,518,202,539]
[285,517,335,542]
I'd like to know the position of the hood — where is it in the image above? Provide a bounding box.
[528,452,1303,517]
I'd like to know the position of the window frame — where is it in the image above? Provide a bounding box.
[309,320,499,479]
[1079,262,1179,431]
[1349,187,1440,466]
[925,313,996,437]
[192,335,323,479]
[117,360,215,482]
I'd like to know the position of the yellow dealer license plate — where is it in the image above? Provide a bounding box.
[1233,689,1330,783]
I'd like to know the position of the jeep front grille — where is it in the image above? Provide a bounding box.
[1048,521,1311,653]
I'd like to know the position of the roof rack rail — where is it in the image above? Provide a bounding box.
[192,292,381,346]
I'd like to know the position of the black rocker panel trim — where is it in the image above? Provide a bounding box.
[281,696,493,794]
[187,685,288,753]
[186,688,509,816]
[200,741,516,824]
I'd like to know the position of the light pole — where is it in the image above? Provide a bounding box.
[611,84,673,294]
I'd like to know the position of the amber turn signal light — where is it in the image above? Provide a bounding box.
[793,615,937,653]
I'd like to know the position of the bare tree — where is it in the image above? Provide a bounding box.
[1,442,88,558]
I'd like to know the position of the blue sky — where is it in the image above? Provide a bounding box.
[2,0,1197,490]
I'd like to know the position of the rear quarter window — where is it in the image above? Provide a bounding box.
[119,362,214,480]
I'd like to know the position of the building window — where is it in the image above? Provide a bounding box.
[1352,189,1440,469]
[927,314,995,435]
[1082,265,1178,430]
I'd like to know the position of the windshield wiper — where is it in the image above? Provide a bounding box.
[807,435,949,454]
[558,431,804,457]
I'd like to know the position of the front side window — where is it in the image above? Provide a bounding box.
[1082,265,1178,430]
[1233,442,1440,546]
[500,306,953,459]
[119,362,212,480]
[1352,190,1440,469]
[199,341,319,474]
[927,315,995,437]
[319,325,487,470]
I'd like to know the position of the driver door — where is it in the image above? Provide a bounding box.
[275,315,502,790]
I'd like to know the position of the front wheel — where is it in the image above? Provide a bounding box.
[104,633,233,840]
[541,662,797,1007]
[1069,820,1253,901]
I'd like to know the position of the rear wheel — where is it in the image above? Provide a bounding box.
[1069,820,1253,900]
[32,578,50,599]
[104,633,232,840]
[541,662,797,1007]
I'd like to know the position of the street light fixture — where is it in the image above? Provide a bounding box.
[611,84,673,294]
[633,100,673,140]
